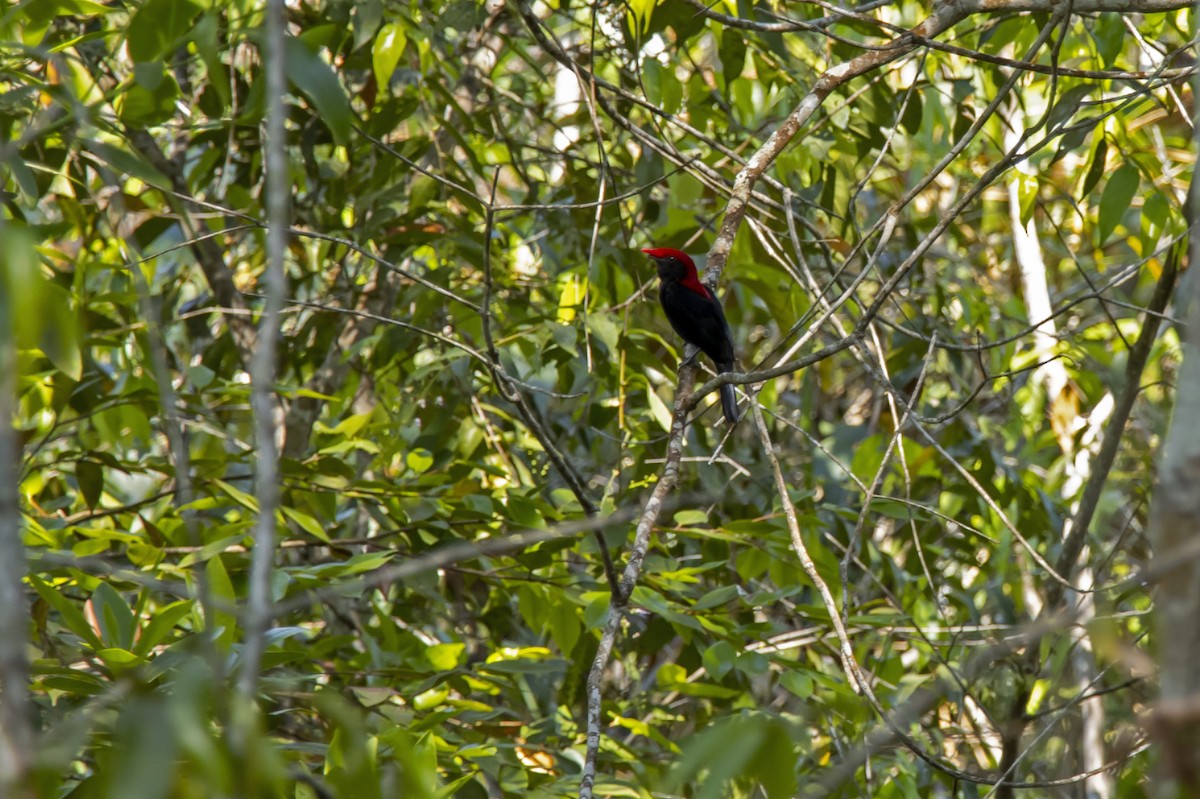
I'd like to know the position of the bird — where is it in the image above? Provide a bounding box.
[641,247,738,425]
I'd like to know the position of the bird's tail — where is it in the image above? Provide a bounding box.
[719,382,738,425]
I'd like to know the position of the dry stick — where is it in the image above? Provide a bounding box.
[694,132,1033,409]
[578,369,697,799]
[913,422,1076,587]
[1053,246,1179,606]
[771,195,1041,708]
[800,5,1059,307]
[770,204,940,619]
[258,295,488,364]
[752,327,1061,787]
[566,12,617,375]
[596,20,1072,785]
[750,402,861,690]
[808,293,1081,590]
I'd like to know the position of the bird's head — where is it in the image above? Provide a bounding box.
[641,247,697,281]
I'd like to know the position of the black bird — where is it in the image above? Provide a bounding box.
[642,247,738,425]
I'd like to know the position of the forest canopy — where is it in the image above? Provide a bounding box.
[0,0,1197,797]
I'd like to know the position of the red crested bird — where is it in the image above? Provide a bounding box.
[642,247,738,425]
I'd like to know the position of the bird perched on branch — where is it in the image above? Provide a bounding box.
[641,247,738,425]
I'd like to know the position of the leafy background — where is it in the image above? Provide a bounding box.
[0,0,1193,797]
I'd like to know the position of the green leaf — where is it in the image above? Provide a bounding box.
[30,574,103,649]
[350,686,393,708]
[693,584,739,610]
[735,547,769,581]
[92,582,136,650]
[646,383,673,432]
[1015,172,1038,226]
[556,273,586,323]
[204,555,237,649]
[132,600,194,656]
[1097,163,1139,244]
[190,13,230,106]
[108,693,179,798]
[215,479,259,512]
[318,411,372,437]
[82,141,169,186]
[735,651,769,676]
[544,596,580,654]
[5,158,37,201]
[702,641,737,679]
[284,36,352,145]
[1093,13,1125,68]
[186,364,215,389]
[1080,136,1108,200]
[126,0,202,62]
[425,642,464,670]
[41,672,107,696]
[626,0,654,36]
[719,29,746,90]
[307,551,394,578]
[371,22,408,92]
[40,280,82,379]
[96,647,147,674]
[282,506,331,543]
[672,509,708,526]
[353,0,383,49]
[406,448,434,473]
[0,226,81,379]
[117,65,182,127]
[779,670,812,698]
[12,0,111,45]
[506,495,544,528]
[76,459,103,509]
[849,433,887,485]
[479,658,565,676]
[900,90,923,134]
[665,714,768,799]
[1045,84,1092,132]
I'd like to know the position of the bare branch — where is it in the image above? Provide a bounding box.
[0,229,32,796]
[238,0,289,699]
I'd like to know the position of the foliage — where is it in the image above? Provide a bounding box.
[0,0,1192,796]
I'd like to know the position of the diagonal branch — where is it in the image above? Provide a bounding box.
[578,367,696,799]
